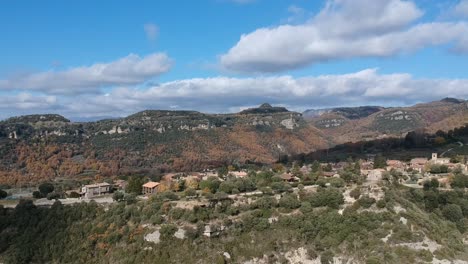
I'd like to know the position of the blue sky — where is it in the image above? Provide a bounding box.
[1,0,468,120]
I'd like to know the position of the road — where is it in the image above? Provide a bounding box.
[1,196,115,208]
[440,141,464,157]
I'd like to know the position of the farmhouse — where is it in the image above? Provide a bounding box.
[142,181,160,195]
[81,183,112,199]
[280,173,298,182]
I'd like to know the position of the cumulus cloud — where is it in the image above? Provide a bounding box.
[9,69,462,119]
[144,23,159,41]
[0,53,172,94]
[0,93,59,119]
[3,68,468,119]
[221,0,468,73]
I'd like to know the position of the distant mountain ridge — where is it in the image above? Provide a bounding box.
[306,98,468,143]
[0,98,467,185]
[0,104,327,185]
[303,106,385,120]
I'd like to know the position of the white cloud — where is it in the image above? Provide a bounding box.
[286,5,307,23]
[0,93,58,119]
[144,23,159,41]
[221,0,468,73]
[455,0,468,17]
[25,69,467,119]
[0,53,173,94]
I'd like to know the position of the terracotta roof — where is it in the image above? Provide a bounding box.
[143,181,160,188]
[280,173,293,180]
[411,158,428,164]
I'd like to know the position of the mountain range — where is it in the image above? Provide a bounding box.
[0,98,467,185]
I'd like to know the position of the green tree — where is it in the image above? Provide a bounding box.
[373,155,386,169]
[307,188,344,209]
[311,161,321,173]
[38,182,54,196]
[279,193,300,209]
[423,178,439,191]
[127,176,145,195]
[451,174,468,189]
[0,189,7,199]
[199,177,221,194]
[113,191,125,202]
[442,204,464,222]
[160,224,178,239]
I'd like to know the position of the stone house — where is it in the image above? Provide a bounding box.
[81,183,112,199]
[142,181,160,195]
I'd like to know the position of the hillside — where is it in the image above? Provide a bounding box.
[306,98,468,144]
[0,104,328,185]
[1,99,468,186]
[1,175,468,263]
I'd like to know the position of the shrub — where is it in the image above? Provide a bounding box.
[160,224,178,239]
[69,192,80,198]
[253,196,277,209]
[329,178,345,188]
[376,199,386,209]
[38,182,54,196]
[184,188,197,197]
[350,188,361,200]
[113,191,125,202]
[307,188,344,209]
[358,196,376,209]
[442,204,464,222]
[46,192,61,200]
[0,189,7,199]
[279,194,300,209]
[32,191,43,199]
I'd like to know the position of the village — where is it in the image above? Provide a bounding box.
[1,151,467,209]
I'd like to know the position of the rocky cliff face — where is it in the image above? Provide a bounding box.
[0,104,327,185]
[306,98,468,144]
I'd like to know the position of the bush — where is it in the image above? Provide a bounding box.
[329,178,345,188]
[442,204,464,222]
[252,196,277,209]
[376,199,386,209]
[350,188,361,200]
[451,174,468,188]
[279,194,300,209]
[429,164,448,174]
[307,188,344,209]
[423,179,439,191]
[113,191,125,202]
[68,192,80,198]
[0,189,7,199]
[160,224,178,239]
[39,182,54,196]
[184,188,197,197]
[32,191,43,199]
[46,192,61,200]
[357,196,376,209]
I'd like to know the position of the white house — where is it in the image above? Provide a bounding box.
[81,183,112,199]
[431,153,450,165]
